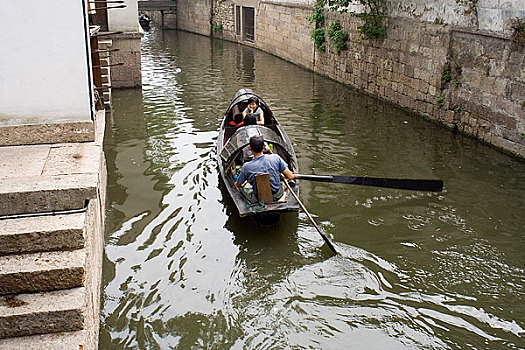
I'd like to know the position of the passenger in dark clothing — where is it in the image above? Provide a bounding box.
[242,113,265,162]
[243,112,257,126]
[242,97,264,125]
[229,113,244,127]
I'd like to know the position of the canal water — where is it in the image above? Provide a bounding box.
[100,30,524,349]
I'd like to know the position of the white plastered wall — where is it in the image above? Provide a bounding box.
[0,0,92,124]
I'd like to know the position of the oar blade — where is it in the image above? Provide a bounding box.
[296,174,443,192]
[337,176,443,192]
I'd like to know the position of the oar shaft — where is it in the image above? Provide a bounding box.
[296,174,333,182]
[283,178,337,255]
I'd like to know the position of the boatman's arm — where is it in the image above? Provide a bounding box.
[235,168,247,189]
[282,168,295,181]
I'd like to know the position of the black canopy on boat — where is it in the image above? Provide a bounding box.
[219,125,295,164]
[225,89,276,124]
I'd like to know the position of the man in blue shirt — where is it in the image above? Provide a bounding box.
[235,135,295,202]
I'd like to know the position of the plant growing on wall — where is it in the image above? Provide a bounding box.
[308,3,326,51]
[508,17,525,45]
[308,0,385,51]
[316,0,386,40]
[327,20,349,54]
[356,0,386,40]
[455,0,478,16]
[212,23,223,33]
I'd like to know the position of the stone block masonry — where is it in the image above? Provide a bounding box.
[257,2,314,70]
[213,0,236,41]
[447,29,525,156]
[177,0,212,36]
[108,33,143,88]
[0,110,106,350]
[178,0,525,159]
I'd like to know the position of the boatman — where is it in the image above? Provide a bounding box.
[235,135,295,202]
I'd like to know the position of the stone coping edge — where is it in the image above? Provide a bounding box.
[0,121,94,147]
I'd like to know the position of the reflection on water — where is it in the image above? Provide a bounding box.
[100,30,525,349]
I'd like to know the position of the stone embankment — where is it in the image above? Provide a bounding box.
[0,111,106,350]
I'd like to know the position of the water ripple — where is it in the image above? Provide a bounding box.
[101,30,525,349]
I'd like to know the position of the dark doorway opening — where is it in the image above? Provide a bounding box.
[242,7,255,42]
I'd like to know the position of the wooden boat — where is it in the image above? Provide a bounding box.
[217,89,299,223]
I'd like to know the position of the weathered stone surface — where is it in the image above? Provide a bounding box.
[0,288,84,339]
[0,173,97,216]
[42,144,102,177]
[0,250,85,295]
[0,145,50,179]
[0,105,106,349]
[0,121,94,147]
[0,139,103,216]
[0,330,86,350]
[107,33,143,88]
[177,0,211,36]
[0,213,85,256]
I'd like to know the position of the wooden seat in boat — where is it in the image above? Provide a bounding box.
[255,173,273,203]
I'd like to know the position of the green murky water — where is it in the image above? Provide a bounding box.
[100,30,525,349]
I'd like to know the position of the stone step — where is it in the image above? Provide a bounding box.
[0,288,84,339]
[0,250,85,295]
[0,213,86,256]
[0,143,101,216]
[0,173,98,216]
[0,330,86,350]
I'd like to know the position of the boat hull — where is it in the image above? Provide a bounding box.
[216,89,299,220]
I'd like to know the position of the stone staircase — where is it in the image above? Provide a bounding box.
[0,111,106,350]
[0,215,88,347]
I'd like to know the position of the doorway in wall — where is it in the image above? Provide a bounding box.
[235,6,241,35]
[242,7,255,42]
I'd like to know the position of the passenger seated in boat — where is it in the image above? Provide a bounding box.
[242,113,259,162]
[229,113,244,127]
[235,135,295,203]
[242,97,264,125]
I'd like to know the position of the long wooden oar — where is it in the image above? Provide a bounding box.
[295,174,443,192]
[282,178,338,255]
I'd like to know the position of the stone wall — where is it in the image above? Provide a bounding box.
[257,2,314,70]
[315,14,449,119]
[212,0,236,41]
[385,0,525,32]
[179,0,525,158]
[177,0,212,36]
[108,33,143,88]
[447,30,525,155]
